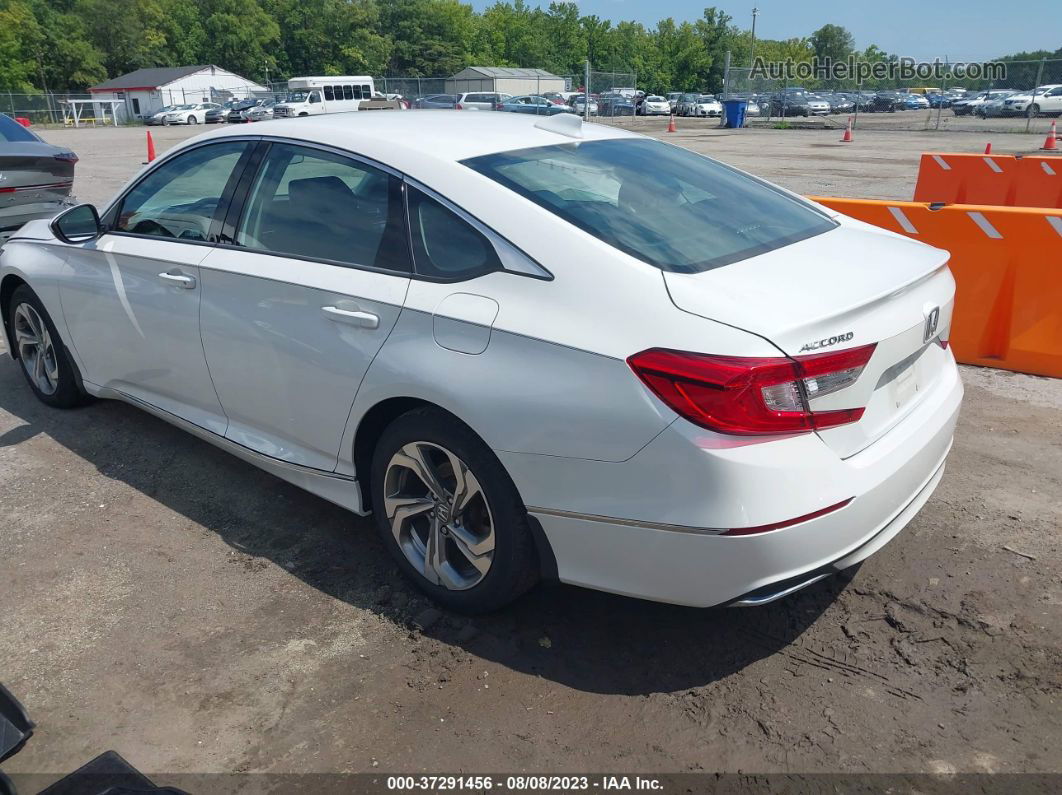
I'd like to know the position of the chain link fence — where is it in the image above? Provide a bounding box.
[721,57,1062,135]
[275,70,639,120]
[18,59,1057,134]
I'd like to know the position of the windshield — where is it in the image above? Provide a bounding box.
[286,92,309,102]
[463,139,837,273]
[173,104,195,111]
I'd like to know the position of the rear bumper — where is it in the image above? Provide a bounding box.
[506,357,963,608]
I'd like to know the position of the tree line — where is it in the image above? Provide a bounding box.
[0,0,1058,95]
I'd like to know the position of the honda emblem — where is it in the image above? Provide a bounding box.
[923,306,940,344]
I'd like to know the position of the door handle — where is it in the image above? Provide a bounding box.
[158,271,196,289]
[321,306,379,329]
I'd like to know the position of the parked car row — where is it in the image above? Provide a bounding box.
[952,85,1062,117]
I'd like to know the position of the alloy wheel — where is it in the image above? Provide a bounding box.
[13,303,59,395]
[383,441,495,590]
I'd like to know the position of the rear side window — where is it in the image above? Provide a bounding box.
[234,143,410,272]
[406,186,501,279]
[463,138,837,273]
[324,86,334,101]
[0,113,39,143]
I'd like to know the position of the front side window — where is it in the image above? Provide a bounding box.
[234,143,410,272]
[463,138,837,273]
[406,186,501,279]
[114,141,249,241]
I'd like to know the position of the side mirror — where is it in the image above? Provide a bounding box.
[51,203,102,244]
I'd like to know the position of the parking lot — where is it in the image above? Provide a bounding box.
[1,118,1060,782]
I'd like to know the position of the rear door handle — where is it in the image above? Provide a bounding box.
[158,270,196,289]
[321,306,379,329]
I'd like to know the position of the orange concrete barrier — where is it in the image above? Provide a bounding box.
[913,152,1062,208]
[808,197,1062,378]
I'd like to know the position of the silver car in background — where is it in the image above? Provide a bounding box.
[455,92,511,111]
[0,114,76,245]
[806,95,831,116]
[568,94,599,116]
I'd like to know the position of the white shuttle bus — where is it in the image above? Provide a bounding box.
[273,76,376,118]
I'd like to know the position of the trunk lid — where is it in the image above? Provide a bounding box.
[0,142,75,211]
[662,222,956,457]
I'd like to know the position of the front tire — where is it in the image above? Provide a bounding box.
[188,115,198,125]
[370,407,539,613]
[8,285,86,408]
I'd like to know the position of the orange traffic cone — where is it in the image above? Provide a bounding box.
[666,113,676,133]
[1042,120,1058,151]
[840,116,853,142]
[984,142,992,154]
[144,130,156,164]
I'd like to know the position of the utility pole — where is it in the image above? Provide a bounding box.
[584,59,591,121]
[750,7,759,68]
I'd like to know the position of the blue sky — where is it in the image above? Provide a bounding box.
[468,0,1058,62]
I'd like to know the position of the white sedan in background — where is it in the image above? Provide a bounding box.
[158,102,221,125]
[0,112,961,612]
[687,95,723,117]
[1002,84,1062,117]
[639,95,672,115]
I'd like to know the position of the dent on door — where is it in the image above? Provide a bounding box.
[432,293,500,355]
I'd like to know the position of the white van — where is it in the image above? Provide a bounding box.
[273,76,376,118]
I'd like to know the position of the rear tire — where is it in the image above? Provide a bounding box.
[370,407,539,613]
[7,285,87,409]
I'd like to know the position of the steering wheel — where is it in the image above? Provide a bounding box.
[128,218,176,238]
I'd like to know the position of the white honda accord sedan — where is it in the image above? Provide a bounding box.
[0,112,962,612]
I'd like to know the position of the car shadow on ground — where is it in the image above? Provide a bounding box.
[0,356,844,697]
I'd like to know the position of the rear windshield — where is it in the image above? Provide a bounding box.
[0,113,40,143]
[463,138,837,273]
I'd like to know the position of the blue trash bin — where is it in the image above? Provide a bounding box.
[722,99,748,129]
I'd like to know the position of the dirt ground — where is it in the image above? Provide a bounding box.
[0,120,1059,784]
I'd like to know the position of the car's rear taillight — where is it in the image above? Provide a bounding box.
[456,103,463,110]
[53,151,78,164]
[627,344,876,436]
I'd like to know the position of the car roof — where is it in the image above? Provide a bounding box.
[176,111,637,175]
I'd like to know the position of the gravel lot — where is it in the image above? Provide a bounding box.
[1,118,1059,784]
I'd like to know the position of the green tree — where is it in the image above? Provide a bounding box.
[810,23,854,64]
[200,0,281,82]
[381,0,477,76]
[0,1,41,92]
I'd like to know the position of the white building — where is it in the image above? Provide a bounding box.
[446,67,566,97]
[89,65,269,121]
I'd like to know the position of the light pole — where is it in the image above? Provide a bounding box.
[750,7,759,68]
